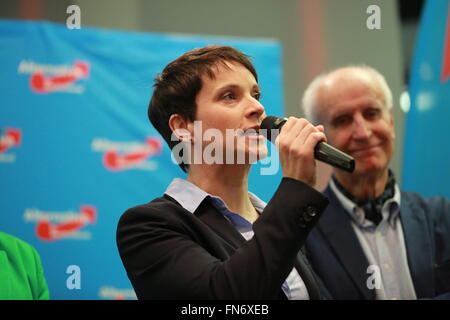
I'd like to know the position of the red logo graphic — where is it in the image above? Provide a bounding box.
[36,205,96,241]
[103,137,162,171]
[0,128,21,153]
[98,286,137,300]
[30,61,90,93]
[442,6,450,82]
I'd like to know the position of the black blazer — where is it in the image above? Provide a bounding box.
[305,186,450,299]
[117,178,329,300]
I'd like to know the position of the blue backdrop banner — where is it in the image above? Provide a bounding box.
[403,0,450,198]
[0,20,284,299]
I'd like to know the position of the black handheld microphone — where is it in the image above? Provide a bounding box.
[260,116,355,173]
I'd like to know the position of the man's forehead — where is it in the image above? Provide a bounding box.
[327,96,383,119]
[322,70,376,96]
[317,74,385,117]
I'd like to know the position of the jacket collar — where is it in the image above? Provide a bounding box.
[399,192,434,298]
[320,186,375,299]
[165,178,266,216]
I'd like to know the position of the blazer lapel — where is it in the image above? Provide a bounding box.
[319,187,375,299]
[194,199,246,250]
[194,199,288,300]
[399,192,434,298]
[295,251,321,300]
[163,193,245,250]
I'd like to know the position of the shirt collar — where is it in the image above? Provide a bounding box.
[165,178,267,215]
[329,177,401,229]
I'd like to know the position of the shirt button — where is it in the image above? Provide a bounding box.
[303,212,313,222]
[305,206,317,217]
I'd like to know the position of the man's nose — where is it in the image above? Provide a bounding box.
[352,114,371,140]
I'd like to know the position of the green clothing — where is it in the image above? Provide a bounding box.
[0,232,50,300]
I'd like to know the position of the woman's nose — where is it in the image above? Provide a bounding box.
[246,98,265,120]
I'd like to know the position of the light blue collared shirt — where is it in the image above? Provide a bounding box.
[329,178,417,300]
[165,178,310,300]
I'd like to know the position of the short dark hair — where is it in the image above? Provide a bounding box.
[148,45,258,172]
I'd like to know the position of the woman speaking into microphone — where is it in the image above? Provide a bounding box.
[116,45,330,300]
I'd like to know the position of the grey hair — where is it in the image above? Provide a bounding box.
[301,65,393,124]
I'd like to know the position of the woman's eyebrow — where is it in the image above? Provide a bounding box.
[214,83,260,95]
[215,84,240,92]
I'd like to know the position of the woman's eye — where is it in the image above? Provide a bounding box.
[223,93,235,101]
[253,92,261,101]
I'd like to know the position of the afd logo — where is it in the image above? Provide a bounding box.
[98,286,137,300]
[443,6,450,82]
[18,60,90,94]
[91,136,162,171]
[23,205,97,241]
[0,127,21,163]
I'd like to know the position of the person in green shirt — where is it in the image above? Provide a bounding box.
[0,231,50,299]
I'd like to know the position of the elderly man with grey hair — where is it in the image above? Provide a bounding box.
[302,65,450,300]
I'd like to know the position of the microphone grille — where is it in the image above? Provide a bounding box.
[260,116,287,142]
[260,116,285,131]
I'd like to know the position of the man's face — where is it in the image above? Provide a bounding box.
[318,75,395,176]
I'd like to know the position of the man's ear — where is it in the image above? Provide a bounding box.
[168,114,192,142]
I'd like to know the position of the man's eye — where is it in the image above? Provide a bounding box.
[364,109,381,119]
[333,116,351,128]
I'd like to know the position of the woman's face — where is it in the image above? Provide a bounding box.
[189,61,267,165]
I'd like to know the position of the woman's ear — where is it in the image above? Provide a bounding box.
[168,114,192,142]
